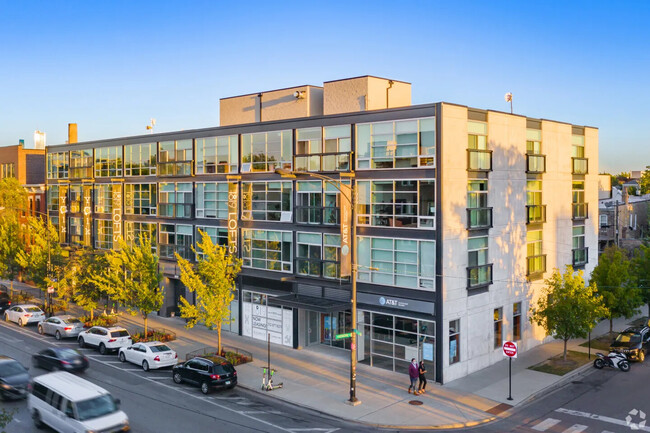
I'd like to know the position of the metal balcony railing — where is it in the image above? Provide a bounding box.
[526,154,546,173]
[467,149,493,171]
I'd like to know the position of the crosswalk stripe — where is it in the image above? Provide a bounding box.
[562,425,587,433]
[532,418,561,431]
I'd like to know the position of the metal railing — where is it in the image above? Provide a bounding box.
[467,149,493,171]
[295,206,340,225]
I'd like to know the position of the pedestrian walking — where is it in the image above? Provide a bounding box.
[417,360,427,394]
[408,358,420,394]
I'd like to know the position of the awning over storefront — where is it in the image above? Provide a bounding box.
[268,294,350,313]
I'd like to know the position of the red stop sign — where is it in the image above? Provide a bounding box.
[502,341,518,358]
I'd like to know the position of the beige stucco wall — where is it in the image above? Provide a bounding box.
[220,85,323,126]
[323,76,411,115]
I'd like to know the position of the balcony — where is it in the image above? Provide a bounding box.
[526,154,546,173]
[572,247,588,267]
[467,207,493,230]
[572,157,588,175]
[467,149,493,171]
[572,203,588,220]
[467,264,493,290]
[294,152,352,173]
[296,257,344,280]
[527,254,547,278]
[526,205,547,224]
[158,203,195,219]
[295,206,339,225]
[158,161,192,176]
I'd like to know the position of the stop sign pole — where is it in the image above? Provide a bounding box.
[502,341,517,401]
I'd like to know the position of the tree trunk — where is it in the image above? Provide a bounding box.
[609,317,613,334]
[90,309,94,320]
[217,327,222,356]
[143,315,148,339]
[9,280,13,298]
[563,339,568,361]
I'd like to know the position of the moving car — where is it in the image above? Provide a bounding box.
[78,326,132,355]
[118,341,178,371]
[610,326,650,362]
[4,304,45,326]
[172,356,237,394]
[32,347,89,373]
[0,355,30,400]
[38,315,85,340]
[29,371,130,432]
[0,292,10,314]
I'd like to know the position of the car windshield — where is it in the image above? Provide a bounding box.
[150,345,171,352]
[0,361,27,376]
[63,318,81,324]
[110,330,129,338]
[75,395,118,421]
[615,333,641,344]
[26,307,41,313]
[213,363,235,375]
[58,349,81,360]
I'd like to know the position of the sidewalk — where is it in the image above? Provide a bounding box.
[4,280,644,429]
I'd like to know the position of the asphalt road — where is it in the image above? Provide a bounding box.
[0,319,376,433]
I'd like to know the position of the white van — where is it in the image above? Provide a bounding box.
[28,371,130,433]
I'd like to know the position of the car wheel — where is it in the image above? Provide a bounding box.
[142,360,150,371]
[173,372,183,384]
[119,352,126,362]
[594,358,604,369]
[620,360,631,372]
[639,350,645,363]
[55,330,61,340]
[32,410,44,429]
[99,343,107,355]
[38,325,44,335]
[78,337,85,348]
[201,381,210,394]
[18,318,24,327]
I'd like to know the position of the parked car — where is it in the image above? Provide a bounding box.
[29,372,130,432]
[32,347,89,373]
[172,356,237,394]
[78,326,132,354]
[3,304,45,327]
[0,283,8,293]
[610,326,650,362]
[0,292,10,314]
[118,341,178,371]
[0,355,30,400]
[38,315,85,340]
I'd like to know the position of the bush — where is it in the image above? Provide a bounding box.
[203,350,252,366]
[79,315,118,328]
[131,329,176,343]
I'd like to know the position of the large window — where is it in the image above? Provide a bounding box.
[69,150,93,179]
[296,232,342,280]
[357,117,435,169]
[527,229,545,277]
[242,229,292,272]
[94,146,123,178]
[69,217,83,246]
[526,180,545,224]
[159,183,193,218]
[357,180,435,229]
[159,224,193,260]
[449,319,460,365]
[196,182,229,219]
[572,225,587,266]
[95,219,113,250]
[467,236,491,289]
[125,143,157,176]
[467,179,491,229]
[69,185,82,213]
[47,152,69,179]
[94,184,114,214]
[571,134,587,174]
[295,125,351,172]
[572,181,587,220]
[125,221,156,249]
[196,135,238,174]
[125,184,156,215]
[526,129,545,173]
[357,236,435,290]
[295,181,344,225]
[494,308,503,350]
[159,139,192,176]
[241,130,292,172]
[467,121,491,171]
[0,163,15,179]
[47,186,59,212]
[241,181,292,222]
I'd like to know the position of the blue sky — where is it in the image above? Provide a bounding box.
[1,1,648,173]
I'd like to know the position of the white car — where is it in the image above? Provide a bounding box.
[4,304,45,327]
[118,341,178,371]
[78,326,132,355]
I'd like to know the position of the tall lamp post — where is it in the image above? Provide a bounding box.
[276,168,361,405]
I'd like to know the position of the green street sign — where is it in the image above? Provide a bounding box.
[335,333,353,340]
[353,329,362,335]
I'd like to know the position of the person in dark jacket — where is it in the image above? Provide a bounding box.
[417,360,427,394]
[408,358,420,394]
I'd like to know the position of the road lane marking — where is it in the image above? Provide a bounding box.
[562,425,587,433]
[556,408,650,432]
[0,334,21,343]
[532,418,561,431]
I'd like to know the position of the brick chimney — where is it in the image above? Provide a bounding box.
[68,123,78,144]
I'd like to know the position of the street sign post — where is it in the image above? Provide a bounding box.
[502,341,518,401]
[47,286,55,294]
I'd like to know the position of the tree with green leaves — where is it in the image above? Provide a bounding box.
[590,245,641,333]
[639,169,650,195]
[0,177,28,210]
[176,230,242,355]
[97,235,163,336]
[631,243,650,315]
[530,266,609,360]
[61,249,108,319]
[0,408,16,433]
[0,177,29,295]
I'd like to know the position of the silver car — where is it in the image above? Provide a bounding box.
[38,315,85,340]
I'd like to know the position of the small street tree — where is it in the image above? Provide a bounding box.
[0,177,29,295]
[0,408,16,433]
[590,245,641,333]
[631,243,650,315]
[639,169,650,195]
[63,249,108,319]
[176,230,242,355]
[530,266,609,360]
[98,235,163,336]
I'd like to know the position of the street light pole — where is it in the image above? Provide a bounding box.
[276,168,360,405]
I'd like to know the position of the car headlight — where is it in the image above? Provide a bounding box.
[0,383,11,390]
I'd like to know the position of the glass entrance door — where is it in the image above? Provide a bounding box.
[308,311,319,345]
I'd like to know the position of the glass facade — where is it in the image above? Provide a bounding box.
[159,139,192,176]
[241,181,292,222]
[94,146,123,178]
[195,182,229,219]
[125,184,157,215]
[94,219,113,250]
[357,180,435,229]
[295,125,352,172]
[69,150,93,179]
[468,236,491,288]
[196,135,238,174]
[295,180,343,225]
[47,152,69,179]
[296,232,342,280]
[125,221,157,249]
[241,130,292,172]
[159,183,193,218]
[159,224,193,260]
[94,184,114,214]
[242,229,292,272]
[467,121,491,171]
[125,143,157,176]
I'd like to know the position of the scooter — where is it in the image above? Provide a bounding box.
[261,367,283,391]
[593,351,630,372]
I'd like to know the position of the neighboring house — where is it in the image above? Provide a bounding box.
[0,141,46,218]
[599,187,650,252]
[45,75,598,384]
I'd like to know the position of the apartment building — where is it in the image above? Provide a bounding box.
[0,141,46,217]
[45,76,598,383]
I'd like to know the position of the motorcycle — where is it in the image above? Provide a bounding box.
[593,351,630,372]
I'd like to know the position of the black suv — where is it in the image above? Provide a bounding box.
[172,356,237,394]
[0,356,30,400]
[610,326,650,362]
